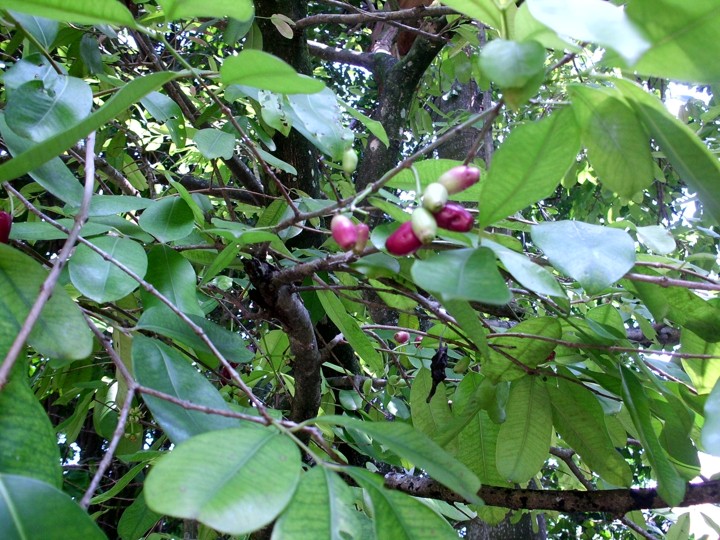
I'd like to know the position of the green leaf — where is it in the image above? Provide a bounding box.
[6,75,92,142]
[193,128,236,160]
[411,248,511,305]
[140,91,183,123]
[442,299,490,358]
[478,108,580,227]
[142,245,203,316]
[636,225,676,255]
[144,426,301,535]
[569,86,653,198]
[702,380,720,456]
[315,416,482,504]
[531,220,636,294]
[0,244,93,361]
[0,0,135,26]
[131,335,242,443]
[344,468,458,540]
[316,288,383,373]
[435,0,503,31]
[496,376,552,483]
[0,364,61,488]
[628,0,720,84]
[681,330,720,394]
[10,12,58,48]
[340,100,389,147]
[136,306,254,367]
[68,236,147,302]
[478,39,545,89]
[0,71,181,182]
[615,79,720,225]
[221,50,324,95]
[138,197,195,242]
[271,468,362,540]
[526,0,650,64]
[620,367,686,505]
[483,239,565,298]
[158,0,254,22]
[118,491,163,540]
[548,376,632,486]
[410,369,454,442]
[0,473,107,540]
[0,113,84,205]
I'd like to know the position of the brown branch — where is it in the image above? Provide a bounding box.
[295,5,457,30]
[624,272,720,292]
[384,473,720,514]
[307,40,376,70]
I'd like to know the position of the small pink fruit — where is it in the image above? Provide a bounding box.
[353,223,369,254]
[422,182,449,213]
[331,214,359,250]
[434,203,474,232]
[437,165,481,194]
[411,207,437,244]
[385,221,423,256]
[0,211,11,244]
[394,331,410,344]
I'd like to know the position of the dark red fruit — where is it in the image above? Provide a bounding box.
[0,211,11,244]
[385,221,423,256]
[394,331,410,344]
[433,203,474,232]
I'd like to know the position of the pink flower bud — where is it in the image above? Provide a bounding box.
[385,221,423,256]
[394,330,410,344]
[437,165,481,194]
[331,214,358,250]
[411,207,437,244]
[422,182,448,213]
[434,203,474,232]
[353,223,370,254]
[0,211,12,244]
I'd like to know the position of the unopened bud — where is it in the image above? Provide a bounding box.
[422,182,449,213]
[411,207,437,244]
[437,165,481,194]
[385,221,423,256]
[434,203,474,232]
[331,214,358,250]
[0,211,11,244]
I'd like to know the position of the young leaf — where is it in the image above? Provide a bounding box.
[221,50,324,95]
[636,225,676,255]
[158,0,254,22]
[138,197,195,243]
[141,245,203,316]
[145,426,302,535]
[193,128,236,160]
[435,0,503,31]
[531,220,636,294]
[0,0,134,26]
[681,330,720,394]
[117,491,163,540]
[702,380,720,456]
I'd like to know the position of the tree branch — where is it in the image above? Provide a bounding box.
[295,5,457,30]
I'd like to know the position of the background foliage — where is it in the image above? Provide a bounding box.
[0,0,719,539]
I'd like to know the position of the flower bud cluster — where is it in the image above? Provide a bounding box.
[331,214,369,254]
[385,165,480,256]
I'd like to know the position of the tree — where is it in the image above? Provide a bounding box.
[0,0,719,538]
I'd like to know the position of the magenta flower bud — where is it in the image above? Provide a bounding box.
[434,203,474,232]
[353,223,370,254]
[411,207,437,244]
[385,221,423,256]
[422,182,449,213]
[0,211,11,244]
[331,214,358,250]
[394,330,410,344]
[437,165,481,194]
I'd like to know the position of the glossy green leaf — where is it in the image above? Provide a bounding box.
[496,376,552,483]
[442,298,490,358]
[615,79,720,224]
[702,380,720,456]
[145,426,301,535]
[531,220,636,294]
[316,416,482,504]
[118,491,162,540]
[316,288,383,373]
[136,306,254,367]
[142,245,203,316]
[636,225,676,255]
[340,100,389,147]
[0,71,180,182]
[0,473,107,540]
[549,376,632,486]
[10,12,58,48]
[132,335,241,443]
[84,195,153,216]
[484,317,561,382]
[8,219,111,241]
[345,468,457,540]
[138,197,195,242]
[271,468,362,540]
[411,248,511,305]
[0,244,93,361]
[569,86,653,198]
[628,0,720,84]
[483,239,565,298]
[69,236,147,302]
[620,367,686,505]
[140,91,182,123]
[0,364,61,488]
[526,0,650,64]
[478,108,580,227]
[435,0,503,31]
[193,128,236,160]
[221,50,324,94]
[0,0,134,26]
[410,369,454,442]
[158,0,254,22]
[681,330,720,394]
[6,75,92,142]
[478,39,545,89]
